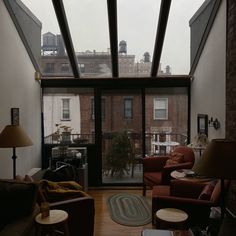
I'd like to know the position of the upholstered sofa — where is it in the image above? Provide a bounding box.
[0,170,95,236]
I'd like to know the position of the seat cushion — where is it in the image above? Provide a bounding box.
[144,172,163,186]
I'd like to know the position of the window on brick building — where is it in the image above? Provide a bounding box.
[91,98,105,120]
[44,63,54,73]
[124,98,133,119]
[79,63,85,73]
[61,63,70,72]
[154,98,168,120]
[61,98,70,120]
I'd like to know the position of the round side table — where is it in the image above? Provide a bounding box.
[155,208,188,230]
[35,209,70,236]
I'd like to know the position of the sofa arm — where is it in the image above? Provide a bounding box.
[143,156,169,172]
[49,196,95,236]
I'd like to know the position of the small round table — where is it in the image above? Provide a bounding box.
[171,170,212,183]
[155,208,188,230]
[35,209,70,236]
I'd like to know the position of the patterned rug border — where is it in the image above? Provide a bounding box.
[107,193,152,227]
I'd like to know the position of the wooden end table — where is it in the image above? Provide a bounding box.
[171,169,212,183]
[35,209,70,236]
[155,208,188,230]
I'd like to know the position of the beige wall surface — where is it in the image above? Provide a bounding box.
[0,0,42,178]
[190,0,226,142]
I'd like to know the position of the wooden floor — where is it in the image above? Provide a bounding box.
[88,188,154,236]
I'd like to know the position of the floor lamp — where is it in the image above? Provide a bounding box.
[0,125,33,179]
[193,139,236,220]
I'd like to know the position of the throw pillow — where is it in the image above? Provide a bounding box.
[0,180,38,229]
[198,182,216,200]
[165,152,184,166]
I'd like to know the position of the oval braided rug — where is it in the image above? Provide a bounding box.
[107,193,151,226]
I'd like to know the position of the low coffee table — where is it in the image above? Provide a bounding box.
[155,208,188,230]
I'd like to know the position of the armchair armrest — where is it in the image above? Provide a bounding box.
[170,180,206,198]
[143,156,169,172]
[156,195,213,206]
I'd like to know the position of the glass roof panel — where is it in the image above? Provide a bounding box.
[63,0,112,78]
[117,0,161,77]
[21,0,73,77]
[159,0,206,75]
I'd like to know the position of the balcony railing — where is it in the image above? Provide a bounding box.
[44,133,95,145]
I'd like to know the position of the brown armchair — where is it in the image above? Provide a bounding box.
[152,179,230,228]
[143,146,195,196]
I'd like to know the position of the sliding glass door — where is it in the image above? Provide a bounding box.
[101,89,143,184]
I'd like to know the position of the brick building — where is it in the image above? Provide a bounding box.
[41,33,187,155]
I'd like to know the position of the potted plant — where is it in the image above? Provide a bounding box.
[105,130,134,177]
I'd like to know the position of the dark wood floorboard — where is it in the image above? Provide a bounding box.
[88,188,154,236]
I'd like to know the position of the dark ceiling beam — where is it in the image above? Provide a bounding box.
[151,0,172,77]
[41,76,191,89]
[107,0,119,78]
[52,0,80,78]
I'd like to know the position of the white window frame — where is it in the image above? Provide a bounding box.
[124,97,133,119]
[61,98,71,121]
[153,98,168,120]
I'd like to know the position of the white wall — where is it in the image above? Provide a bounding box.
[191,0,226,142]
[0,0,42,178]
[43,94,81,137]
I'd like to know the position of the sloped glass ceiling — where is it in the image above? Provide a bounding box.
[161,0,205,75]
[20,0,205,78]
[21,0,73,77]
[117,0,161,77]
[63,0,112,78]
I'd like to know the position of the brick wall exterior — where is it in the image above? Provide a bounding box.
[226,0,236,140]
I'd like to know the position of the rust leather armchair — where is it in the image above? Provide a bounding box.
[143,146,195,196]
[152,179,230,228]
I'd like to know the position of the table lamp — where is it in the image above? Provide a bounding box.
[193,139,236,219]
[0,125,33,179]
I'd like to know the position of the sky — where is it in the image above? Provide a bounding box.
[21,0,205,74]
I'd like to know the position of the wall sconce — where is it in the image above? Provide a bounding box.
[208,117,220,130]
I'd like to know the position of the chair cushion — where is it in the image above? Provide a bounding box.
[144,172,163,185]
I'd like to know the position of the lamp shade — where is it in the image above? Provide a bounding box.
[193,139,236,179]
[0,125,33,148]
